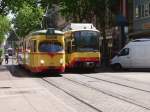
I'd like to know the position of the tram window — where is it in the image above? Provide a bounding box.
[39,41,63,52]
[25,42,28,50]
[34,40,36,52]
[23,42,26,50]
[74,31,99,51]
[30,41,33,52]
[32,40,36,52]
[26,41,31,53]
[27,42,31,50]
[31,40,37,52]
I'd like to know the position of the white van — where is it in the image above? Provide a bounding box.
[111,38,150,70]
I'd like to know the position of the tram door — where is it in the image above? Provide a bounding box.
[30,40,37,66]
[65,39,72,65]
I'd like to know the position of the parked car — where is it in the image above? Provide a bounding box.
[111,38,150,70]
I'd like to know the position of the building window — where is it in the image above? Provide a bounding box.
[135,7,139,18]
[134,2,150,19]
[145,4,149,16]
[138,5,141,17]
[149,3,150,15]
[142,4,144,17]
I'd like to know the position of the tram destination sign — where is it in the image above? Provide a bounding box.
[46,28,55,35]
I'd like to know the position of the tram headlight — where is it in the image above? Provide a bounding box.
[40,60,45,64]
[59,58,63,64]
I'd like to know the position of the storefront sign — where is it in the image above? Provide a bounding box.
[143,23,150,29]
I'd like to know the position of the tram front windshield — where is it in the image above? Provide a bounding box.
[39,41,63,52]
[74,31,100,51]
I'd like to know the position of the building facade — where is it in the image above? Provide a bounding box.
[131,0,150,38]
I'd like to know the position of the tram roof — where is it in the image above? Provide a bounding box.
[29,30,64,36]
[64,29,100,33]
[63,23,100,33]
[77,29,99,32]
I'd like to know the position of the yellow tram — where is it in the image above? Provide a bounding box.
[17,28,65,73]
[63,23,101,69]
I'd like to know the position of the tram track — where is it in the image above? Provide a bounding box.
[98,73,150,85]
[60,75,150,111]
[75,73,150,93]
[42,78,103,112]
[12,66,103,112]
[11,65,150,111]
[41,76,150,111]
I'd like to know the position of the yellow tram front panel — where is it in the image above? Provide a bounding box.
[67,52,100,68]
[28,53,65,73]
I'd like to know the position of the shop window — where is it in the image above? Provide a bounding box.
[135,7,139,18]
[149,3,150,16]
[145,4,149,16]
[138,5,141,17]
[142,4,145,17]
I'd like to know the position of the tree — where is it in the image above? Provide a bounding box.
[60,0,93,22]
[14,3,44,37]
[0,0,38,15]
[40,0,61,7]
[0,15,10,44]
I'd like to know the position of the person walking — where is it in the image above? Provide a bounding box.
[5,53,9,64]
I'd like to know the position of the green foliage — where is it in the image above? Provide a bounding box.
[60,0,92,22]
[0,15,10,33]
[60,0,116,25]
[14,3,44,37]
[0,48,3,57]
[40,0,59,7]
[0,15,10,43]
[0,0,38,15]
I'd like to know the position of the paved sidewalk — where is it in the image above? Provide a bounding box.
[0,66,12,80]
[0,65,77,112]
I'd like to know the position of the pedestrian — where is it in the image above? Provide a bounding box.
[5,53,9,64]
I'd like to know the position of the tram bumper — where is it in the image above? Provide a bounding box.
[31,66,65,73]
[85,62,95,68]
[48,66,65,73]
[74,61,99,68]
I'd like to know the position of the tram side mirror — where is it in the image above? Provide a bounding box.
[46,28,55,36]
